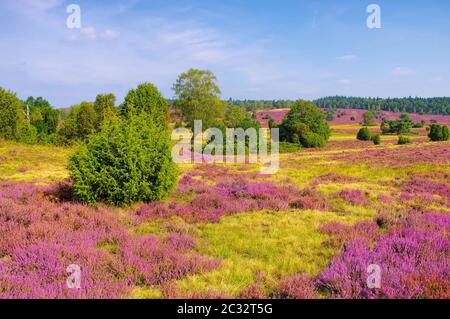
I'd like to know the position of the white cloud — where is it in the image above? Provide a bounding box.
[338,79,351,85]
[336,54,358,61]
[391,67,415,76]
[65,27,120,42]
[100,29,120,40]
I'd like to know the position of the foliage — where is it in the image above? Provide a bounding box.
[70,113,177,206]
[24,97,59,140]
[372,134,381,145]
[94,93,116,131]
[120,83,168,124]
[380,113,413,135]
[75,102,96,140]
[362,111,376,126]
[0,87,24,140]
[15,121,38,144]
[397,136,411,145]
[279,100,330,148]
[224,105,248,128]
[173,69,225,129]
[69,85,177,206]
[428,124,449,141]
[356,127,371,141]
[315,96,450,115]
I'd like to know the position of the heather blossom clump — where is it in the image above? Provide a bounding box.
[136,165,304,223]
[317,213,450,299]
[0,181,220,299]
[337,189,370,206]
[272,274,318,299]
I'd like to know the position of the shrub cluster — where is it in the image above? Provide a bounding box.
[69,83,177,206]
[279,100,331,148]
[428,123,449,141]
[356,127,371,141]
[397,136,411,145]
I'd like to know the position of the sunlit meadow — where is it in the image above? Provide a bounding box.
[1,117,448,299]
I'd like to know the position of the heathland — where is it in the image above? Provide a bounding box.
[1,114,448,298]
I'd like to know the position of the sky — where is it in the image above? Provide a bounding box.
[0,0,449,107]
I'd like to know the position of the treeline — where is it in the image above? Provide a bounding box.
[314,96,450,115]
[0,86,117,146]
[227,99,295,112]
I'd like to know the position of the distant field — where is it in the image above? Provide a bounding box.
[256,108,450,127]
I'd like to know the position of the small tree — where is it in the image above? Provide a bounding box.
[398,136,411,145]
[120,83,168,125]
[224,105,247,128]
[173,69,225,129]
[70,84,177,206]
[0,87,23,140]
[94,93,116,131]
[372,134,381,145]
[357,127,371,141]
[76,102,96,140]
[279,100,330,148]
[428,124,449,141]
[362,111,376,126]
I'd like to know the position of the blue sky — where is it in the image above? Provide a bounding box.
[1,0,449,107]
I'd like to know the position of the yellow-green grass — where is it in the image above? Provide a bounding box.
[0,140,74,183]
[172,209,375,297]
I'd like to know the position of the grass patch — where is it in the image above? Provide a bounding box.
[175,209,373,296]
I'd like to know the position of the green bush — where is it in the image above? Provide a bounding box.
[0,87,23,140]
[357,127,371,141]
[69,83,177,206]
[16,122,38,144]
[69,114,177,206]
[372,134,381,145]
[428,124,449,141]
[300,131,326,148]
[279,100,330,148]
[398,136,411,145]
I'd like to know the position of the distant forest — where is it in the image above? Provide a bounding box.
[314,96,450,115]
[227,97,450,115]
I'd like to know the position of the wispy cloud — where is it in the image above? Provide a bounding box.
[336,54,358,61]
[338,79,351,85]
[391,67,416,76]
[66,27,120,42]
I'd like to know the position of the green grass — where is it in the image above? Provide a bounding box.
[0,140,74,183]
[174,209,374,297]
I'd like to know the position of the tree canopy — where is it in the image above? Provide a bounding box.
[173,69,225,129]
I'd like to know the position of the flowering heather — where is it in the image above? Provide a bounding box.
[337,189,370,206]
[331,142,450,167]
[256,108,450,127]
[0,181,219,299]
[238,284,268,299]
[403,177,450,202]
[317,213,450,299]
[289,188,330,211]
[137,165,304,223]
[272,274,318,299]
[320,221,380,249]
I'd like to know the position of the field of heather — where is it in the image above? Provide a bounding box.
[1,123,449,299]
[257,108,450,127]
